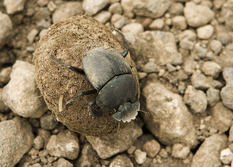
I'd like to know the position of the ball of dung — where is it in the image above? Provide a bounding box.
[34,15,139,136]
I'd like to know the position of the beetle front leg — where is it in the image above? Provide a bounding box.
[50,56,85,75]
[113,28,129,58]
[66,89,97,105]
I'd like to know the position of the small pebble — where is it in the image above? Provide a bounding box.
[27,29,39,43]
[171,143,190,159]
[82,0,109,16]
[108,2,122,14]
[111,14,128,29]
[142,62,159,73]
[206,87,220,106]
[143,139,161,158]
[0,67,11,86]
[134,149,147,165]
[201,61,222,78]
[40,112,58,130]
[56,158,74,167]
[184,85,207,113]
[169,2,184,16]
[172,16,187,30]
[191,72,211,90]
[127,145,136,154]
[33,136,44,150]
[210,40,222,55]
[47,1,57,12]
[94,11,111,24]
[109,154,134,167]
[0,12,13,49]
[184,2,214,27]
[220,148,233,165]
[4,0,26,14]
[46,129,80,160]
[197,25,214,39]
[149,19,164,30]
[122,23,144,35]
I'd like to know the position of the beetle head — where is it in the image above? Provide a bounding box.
[112,101,140,122]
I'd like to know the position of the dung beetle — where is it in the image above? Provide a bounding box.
[50,29,140,122]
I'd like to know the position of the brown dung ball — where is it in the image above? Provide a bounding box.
[34,15,139,136]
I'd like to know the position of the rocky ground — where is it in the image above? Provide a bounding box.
[0,0,233,167]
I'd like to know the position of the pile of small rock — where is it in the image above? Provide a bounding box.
[1,0,233,166]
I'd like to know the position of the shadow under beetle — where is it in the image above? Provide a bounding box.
[50,29,140,122]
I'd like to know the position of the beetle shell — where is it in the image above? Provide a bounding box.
[83,47,132,90]
[96,74,138,109]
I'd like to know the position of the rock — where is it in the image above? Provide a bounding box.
[94,11,111,23]
[108,2,122,14]
[111,13,128,29]
[75,143,99,166]
[172,16,187,30]
[0,67,11,86]
[184,85,207,113]
[47,1,57,12]
[169,2,184,16]
[27,29,39,43]
[197,25,214,39]
[184,2,214,27]
[40,112,58,130]
[191,134,227,167]
[0,89,9,112]
[171,143,190,159]
[178,29,197,42]
[142,82,197,148]
[37,129,51,148]
[149,18,164,30]
[121,0,134,18]
[132,0,171,18]
[180,39,195,50]
[206,87,220,106]
[3,0,26,14]
[220,148,233,165]
[52,2,84,24]
[0,12,13,49]
[82,0,109,16]
[122,23,144,36]
[139,31,182,65]
[221,68,233,110]
[183,58,198,75]
[2,61,47,118]
[210,40,222,55]
[142,139,160,158]
[86,122,142,159]
[33,136,44,150]
[211,102,233,133]
[191,72,211,90]
[134,149,147,165]
[56,158,74,167]
[109,154,134,167]
[34,15,139,136]
[46,129,80,160]
[201,61,222,78]
[0,117,34,167]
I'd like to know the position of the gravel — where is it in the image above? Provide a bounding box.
[1,0,233,166]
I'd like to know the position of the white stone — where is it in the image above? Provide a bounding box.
[4,0,26,14]
[2,61,47,118]
[94,11,111,23]
[134,149,147,164]
[82,0,110,16]
[0,12,13,49]
[122,23,144,35]
[197,25,214,39]
[220,148,233,165]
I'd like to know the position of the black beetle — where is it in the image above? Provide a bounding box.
[50,30,140,122]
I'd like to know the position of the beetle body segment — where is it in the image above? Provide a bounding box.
[96,74,138,109]
[83,47,132,90]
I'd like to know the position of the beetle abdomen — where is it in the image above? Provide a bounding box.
[96,74,138,109]
[83,47,132,90]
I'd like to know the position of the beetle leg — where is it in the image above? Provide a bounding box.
[66,89,96,105]
[113,28,129,58]
[50,56,85,75]
[88,100,99,117]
